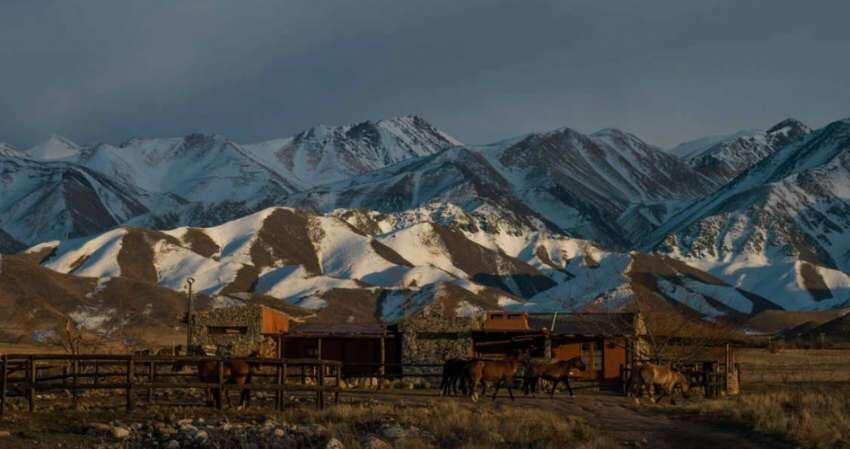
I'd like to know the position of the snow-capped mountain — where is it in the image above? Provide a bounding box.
[288,126,717,248]
[26,135,81,160]
[242,116,460,189]
[0,152,185,245]
[27,204,782,321]
[74,133,299,203]
[682,119,811,184]
[651,118,850,310]
[668,129,762,159]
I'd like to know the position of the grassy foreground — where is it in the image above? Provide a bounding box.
[280,400,615,449]
[692,386,850,449]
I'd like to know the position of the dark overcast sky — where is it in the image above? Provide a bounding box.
[1,0,848,149]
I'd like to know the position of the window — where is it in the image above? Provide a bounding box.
[207,326,248,335]
[580,341,604,371]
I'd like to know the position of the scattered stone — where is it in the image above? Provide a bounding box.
[111,426,131,439]
[326,437,346,449]
[195,430,209,441]
[381,425,405,440]
[166,440,180,449]
[366,436,393,449]
[274,428,285,438]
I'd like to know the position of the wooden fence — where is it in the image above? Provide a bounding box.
[0,354,342,414]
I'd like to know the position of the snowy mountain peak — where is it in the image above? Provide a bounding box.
[27,135,80,160]
[766,118,809,136]
[0,142,25,158]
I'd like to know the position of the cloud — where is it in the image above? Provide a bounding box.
[1,0,849,149]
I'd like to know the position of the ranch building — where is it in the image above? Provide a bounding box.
[190,303,291,355]
[475,311,648,382]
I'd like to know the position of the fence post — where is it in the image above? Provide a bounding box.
[94,361,99,386]
[1,354,7,415]
[216,359,224,410]
[335,364,341,404]
[28,356,36,412]
[379,335,386,389]
[126,357,135,413]
[147,360,155,403]
[316,361,325,410]
[72,359,79,410]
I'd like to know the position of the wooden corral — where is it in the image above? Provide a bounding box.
[475,312,644,382]
[282,324,402,381]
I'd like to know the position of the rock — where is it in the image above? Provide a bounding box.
[166,440,180,449]
[382,425,405,440]
[274,428,285,438]
[179,424,198,433]
[177,418,194,427]
[326,437,346,449]
[220,423,233,432]
[87,423,112,436]
[195,430,209,441]
[367,436,393,449]
[111,426,130,439]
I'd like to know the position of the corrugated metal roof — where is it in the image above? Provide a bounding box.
[289,323,390,336]
[526,313,636,336]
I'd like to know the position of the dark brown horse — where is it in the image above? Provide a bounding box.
[440,358,472,396]
[173,350,261,409]
[523,357,586,398]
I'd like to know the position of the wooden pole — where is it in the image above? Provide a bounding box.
[28,356,36,412]
[334,364,341,404]
[94,361,99,386]
[126,357,135,413]
[1,354,7,415]
[72,359,79,410]
[147,361,155,403]
[216,360,224,410]
[316,361,325,410]
[275,333,283,410]
[379,335,386,390]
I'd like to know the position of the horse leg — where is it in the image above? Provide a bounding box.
[491,380,500,400]
[506,378,515,401]
[550,379,559,398]
[564,377,575,397]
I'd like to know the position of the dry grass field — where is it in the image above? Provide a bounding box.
[692,385,850,449]
[735,348,850,384]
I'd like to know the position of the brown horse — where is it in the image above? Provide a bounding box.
[173,350,262,409]
[523,357,586,398]
[466,357,524,402]
[630,363,690,404]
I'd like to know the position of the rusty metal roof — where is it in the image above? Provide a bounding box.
[288,323,393,337]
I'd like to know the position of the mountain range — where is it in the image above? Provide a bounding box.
[3,114,850,340]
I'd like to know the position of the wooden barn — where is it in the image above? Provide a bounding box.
[282,323,402,379]
[474,311,646,382]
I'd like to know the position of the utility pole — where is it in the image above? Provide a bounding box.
[185,277,195,354]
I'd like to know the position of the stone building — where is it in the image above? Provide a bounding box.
[190,304,290,355]
[396,301,484,375]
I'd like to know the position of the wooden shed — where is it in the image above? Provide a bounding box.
[475,311,645,382]
[282,323,401,379]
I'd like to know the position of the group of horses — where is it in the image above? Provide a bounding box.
[440,354,692,404]
[440,355,587,401]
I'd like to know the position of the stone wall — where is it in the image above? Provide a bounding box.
[397,302,482,375]
[191,305,268,356]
